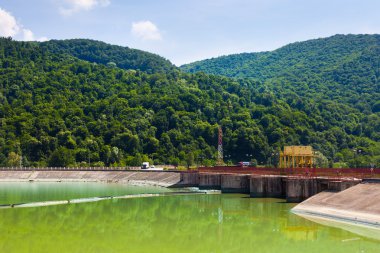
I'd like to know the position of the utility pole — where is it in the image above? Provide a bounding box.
[88,150,91,166]
[217,126,224,165]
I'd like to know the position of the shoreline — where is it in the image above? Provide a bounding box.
[292,210,380,241]
[292,207,380,229]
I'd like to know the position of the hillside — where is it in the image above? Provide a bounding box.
[181,34,379,81]
[0,37,379,168]
[181,34,380,111]
[41,39,176,74]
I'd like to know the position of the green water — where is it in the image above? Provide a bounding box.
[0,182,172,205]
[0,183,379,253]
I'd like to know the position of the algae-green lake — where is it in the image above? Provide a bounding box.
[0,182,379,253]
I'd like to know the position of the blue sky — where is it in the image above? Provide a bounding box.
[0,0,379,65]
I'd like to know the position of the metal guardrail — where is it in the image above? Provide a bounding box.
[0,167,183,173]
[2,166,379,179]
[197,166,380,179]
[0,167,128,171]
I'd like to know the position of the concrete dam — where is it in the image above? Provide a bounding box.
[180,170,380,231]
[0,169,366,202]
[2,168,380,230]
[180,171,362,202]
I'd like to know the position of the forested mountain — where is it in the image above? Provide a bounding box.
[181,34,380,167]
[0,36,379,168]
[181,34,379,81]
[181,34,380,112]
[41,39,176,74]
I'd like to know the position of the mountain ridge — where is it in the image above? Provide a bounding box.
[0,36,379,168]
[181,34,380,80]
[181,34,380,113]
[40,38,177,74]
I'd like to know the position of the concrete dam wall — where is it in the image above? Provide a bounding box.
[1,170,363,203]
[0,170,181,187]
[250,175,286,198]
[179,172,361,202]
[221,174,250,193]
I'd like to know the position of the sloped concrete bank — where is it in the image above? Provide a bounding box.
[0,170,181,187]
[292,180,380,229]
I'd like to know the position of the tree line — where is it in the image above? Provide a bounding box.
[0,37,379,168]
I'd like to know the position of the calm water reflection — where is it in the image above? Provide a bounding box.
[0,183,379,253]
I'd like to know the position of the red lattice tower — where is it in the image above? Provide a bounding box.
[217,126,224,165]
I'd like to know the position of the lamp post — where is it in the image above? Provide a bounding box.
[245,154,252,166]
[271,152,279,167]
[199,155,204,166]
[224,154,231,165]
[353,148,362,168]
[88,149,91,166]
[150,153,155,164]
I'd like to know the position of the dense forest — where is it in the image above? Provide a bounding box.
[181,35,380,113]
[0,35,379,168]
[41,39,176,74]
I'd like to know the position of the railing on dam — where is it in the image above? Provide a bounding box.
[2,166,379,179]
[0,166,129,171]
[0,167,178,172]
[197,166,380,179]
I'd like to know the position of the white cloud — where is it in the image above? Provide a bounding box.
[22,29,34,41]
[0,8,48,41]
[59,0,110,16]
[0,8,20,37]
[131,21,162,41]
[38,36,49,42]
[22,29,49,42]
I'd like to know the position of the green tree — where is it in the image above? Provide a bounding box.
[48,147,75,167]
[6,152,22,167]
[186,152,195,168]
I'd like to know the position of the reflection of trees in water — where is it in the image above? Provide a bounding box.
[0,182,170,205]
[0,195,379,253]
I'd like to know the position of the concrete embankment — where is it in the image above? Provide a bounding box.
[221,174,250,193]
[199,173,221,190]
[1,170,364,203]
[181,171,361,201]
[0,170,181,187]
[250,175,285,198]
[292,180,380,229]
